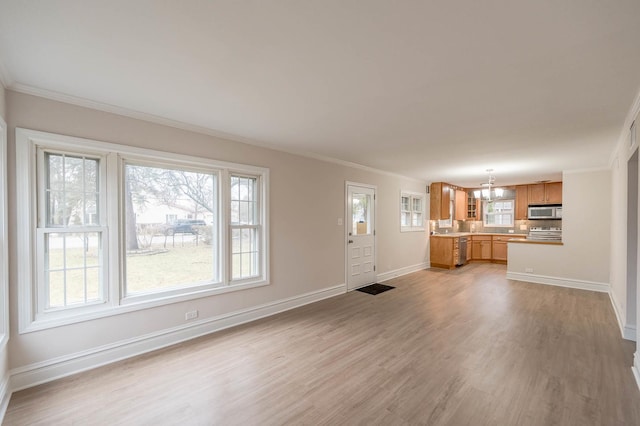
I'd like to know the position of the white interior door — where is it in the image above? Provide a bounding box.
[347,184,376,290]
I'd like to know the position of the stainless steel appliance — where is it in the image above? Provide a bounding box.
[457,236,468,265]
[528,227,562,241]
[528,204,562,220]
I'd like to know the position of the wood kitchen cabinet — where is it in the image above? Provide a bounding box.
[471,236,492,261]
[545,182,563,204]
[467,192,481,220]
[528,182,562,205]
[430,236,459,269]
[430,182,451,220]
[515,185,528,220]
[491,235,508,263]
[455,189,467,220]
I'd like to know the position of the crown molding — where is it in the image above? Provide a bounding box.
[8,83,425,184]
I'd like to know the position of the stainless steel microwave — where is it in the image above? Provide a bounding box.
[528,205,562,220]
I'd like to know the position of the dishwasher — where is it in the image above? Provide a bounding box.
[457,236,468,266]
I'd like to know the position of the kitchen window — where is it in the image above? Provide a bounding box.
[483,200,514,227]
[400,191,425,232]
[16,128,269,332]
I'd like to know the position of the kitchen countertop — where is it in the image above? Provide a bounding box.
[508,238,563,245]
[430,232,526,237]
[430,233,563,245]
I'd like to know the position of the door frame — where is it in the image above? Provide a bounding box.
[627,147,638,341]
[344,181,377,290]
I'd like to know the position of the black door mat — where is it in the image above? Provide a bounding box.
[356,283,395,295]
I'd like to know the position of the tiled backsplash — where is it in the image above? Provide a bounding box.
[431,219,561,235]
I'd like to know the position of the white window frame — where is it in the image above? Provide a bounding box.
[483,199,515,227]
[119,158,224,304]
[400,190,426,232]
[228,172,264,283]
[0,117,8,349]
[16,128,270,333]
[35,148,109,320]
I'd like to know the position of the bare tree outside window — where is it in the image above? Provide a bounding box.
[124,163,219,295]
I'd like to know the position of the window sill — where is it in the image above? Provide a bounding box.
[19,278,270,334]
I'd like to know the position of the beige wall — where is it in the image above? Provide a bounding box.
[507,169,611,285]
[5,90,428,368]
[0,83,8,417]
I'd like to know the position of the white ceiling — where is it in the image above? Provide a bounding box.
[1,1,639,187]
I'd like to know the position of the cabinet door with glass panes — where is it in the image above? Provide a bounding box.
[467,191,481,220]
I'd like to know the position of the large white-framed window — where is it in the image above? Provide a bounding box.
[400,190,426,232]
[122,160,221,302]
[483,199,515,227]
[16,128,269,333]
[0,116,8,349]
[36,150,108,318]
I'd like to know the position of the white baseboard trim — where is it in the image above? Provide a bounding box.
[9,283,346,392]
[377,262,429,283]
[608,291,637,341]
[633,352,640,392]
[506,272,609,293]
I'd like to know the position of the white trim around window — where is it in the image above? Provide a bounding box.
[16,128,270,333]
[0,116,8,349]
[400,190,426,232]
[483,199,515,227]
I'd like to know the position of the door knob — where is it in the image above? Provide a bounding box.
[348,240,354,243]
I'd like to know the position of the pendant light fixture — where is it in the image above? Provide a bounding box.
[473,169,506,201]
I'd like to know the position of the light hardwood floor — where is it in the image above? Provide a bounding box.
[4,263,640,425]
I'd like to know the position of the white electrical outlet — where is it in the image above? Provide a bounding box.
[337,218,343,226]
[525,268,533,273]
[185,310,198,320]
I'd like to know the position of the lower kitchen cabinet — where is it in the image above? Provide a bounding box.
[491,236,508,263]
[432,234,515,269]
[430,236,460,269]
[471,236,492,260]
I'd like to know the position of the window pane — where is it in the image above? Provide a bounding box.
[401,196,410,211]
[66,269,86,305]
[401,212,410,227]
[48,271,65,309]
[124,163,219,295]
[230,176,258,226]
[413,212,423,227]
[45,153,99,226]
[86,268,100,301]
[412,197,423,212]
[231,227,259,280]
[352,193,370,235]
[44,231,103,309]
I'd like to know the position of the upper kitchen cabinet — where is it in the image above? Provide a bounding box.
[430,182,451,220]
[545,182,563,204]
[528,182,562,205]
[466,191,481,220]
[515,185,528,220]
[455,189,467,220]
